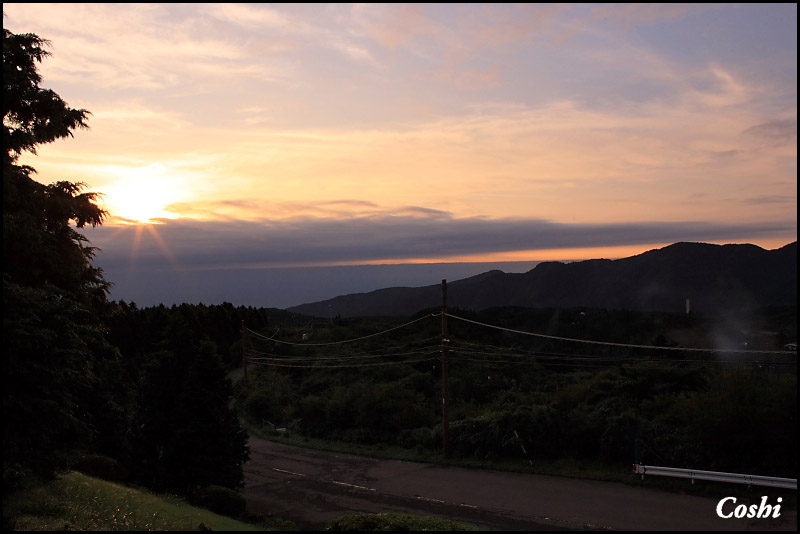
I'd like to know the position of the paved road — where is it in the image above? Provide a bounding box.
[243,437,796,531]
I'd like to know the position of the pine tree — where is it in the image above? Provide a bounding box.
[129,317,249,493]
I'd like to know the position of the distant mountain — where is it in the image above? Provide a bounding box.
[287,242,798,317]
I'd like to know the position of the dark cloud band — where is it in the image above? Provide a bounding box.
[86,215,796,270]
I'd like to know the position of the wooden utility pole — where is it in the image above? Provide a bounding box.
[441,279,450,459]
[241,320,248,386]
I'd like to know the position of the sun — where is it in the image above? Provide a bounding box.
[104,163,184,223]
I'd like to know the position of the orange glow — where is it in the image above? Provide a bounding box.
[101,163,186,224]
[349,238,795,267]
[351,244,670,266]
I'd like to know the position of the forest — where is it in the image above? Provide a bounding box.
[101,298,798,483]
[231,303,797,479]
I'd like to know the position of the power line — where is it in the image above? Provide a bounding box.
[248,336,440,355]
[449,353,796,368]
[445,313,796,355]
[245,313,438,346]
[245,345,442,362]
[245,354,440,369]
[449,344,794,364]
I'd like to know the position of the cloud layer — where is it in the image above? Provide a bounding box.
[88,213,795,270]
[86,213,796,308]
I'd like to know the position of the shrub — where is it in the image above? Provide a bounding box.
[192,485,247,518]
[242,391,275,423]
[3,464,31,496]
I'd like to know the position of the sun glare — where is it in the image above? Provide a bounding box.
[105,163,184,224]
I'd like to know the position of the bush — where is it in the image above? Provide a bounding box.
[192,485,247,518]
[242,391,276,423]
[3,464,31,496]
[399,427,436,449]
[599,411,642,462]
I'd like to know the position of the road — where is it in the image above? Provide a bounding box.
[243,437,796,531]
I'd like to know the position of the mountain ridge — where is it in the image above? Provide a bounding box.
[287,241,798,317]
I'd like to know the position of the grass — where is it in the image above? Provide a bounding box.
[3,470,480,532]
[3,471,269,531]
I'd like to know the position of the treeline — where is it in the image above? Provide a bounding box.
[4,298,258,494]
[235,305,797,478]
[106,300,289,371]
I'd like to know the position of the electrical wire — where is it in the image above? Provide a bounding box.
[245,354,440,369]
[246,345,443,362]
[239,312,793,371]
[244,313,438,346]
[445,313,797,355]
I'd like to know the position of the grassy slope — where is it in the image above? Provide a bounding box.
[3,471,265,532]
[4,470,476,532]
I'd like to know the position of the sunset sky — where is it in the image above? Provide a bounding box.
[4,3,797,308]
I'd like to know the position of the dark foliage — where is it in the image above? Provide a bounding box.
[191,485,247,518]
[102,301,292,493]
[3,28,250,497]
[234,304,796,478]
[3,27,115,479]
[71,454,129,483]
[3,282,114,476]
[126,317,249,492]
[101,297,796,482]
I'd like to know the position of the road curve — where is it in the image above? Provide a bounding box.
[243,437,796,531]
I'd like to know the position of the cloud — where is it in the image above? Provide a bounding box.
[591,3,695,26]
[436,66,504,91]
[207,3,293,29]
[6,4,795,243]
[84,210,796,308]
[5,3,289,93]
[162,199,454,222]
[90,104,193,134]
[742,119,797,141]
[86,214,796,272]
[688,65,753,109]
[457,4,569,48]
[742,195,797,206]
[204,3,380,68]
[22,92,795,233]
[357,4,443,50]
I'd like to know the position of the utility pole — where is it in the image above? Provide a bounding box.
[441,279,450,459]
[241,320,248,386]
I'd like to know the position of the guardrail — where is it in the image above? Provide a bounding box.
[633,464,797,490]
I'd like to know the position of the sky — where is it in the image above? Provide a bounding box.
[4,3,797,309]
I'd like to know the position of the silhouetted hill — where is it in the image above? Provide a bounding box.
[287,242,797,317]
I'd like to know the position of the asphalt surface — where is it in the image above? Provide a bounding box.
[243,437,797,531]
